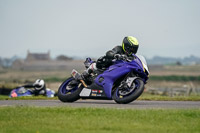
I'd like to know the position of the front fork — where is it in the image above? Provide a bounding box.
[117,72,138,90]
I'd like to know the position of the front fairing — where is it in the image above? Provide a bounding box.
[94,55,148,98]
[9,87,33,97]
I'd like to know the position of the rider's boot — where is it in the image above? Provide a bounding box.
[68,63,97,90]
[81,69,92,80]
[81,63,97,80]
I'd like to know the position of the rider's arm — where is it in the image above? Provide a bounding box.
[106,46,124,59]
[22,84,34,88]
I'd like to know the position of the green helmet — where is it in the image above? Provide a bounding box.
[122,36,139,55]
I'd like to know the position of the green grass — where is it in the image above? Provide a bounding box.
[43,77,67,82]
[0,95,57,100]
[150,75,200,81]
[138,93,200,101]
[0,106,199,133]
[44,75,200,82]
[0,95,10,100]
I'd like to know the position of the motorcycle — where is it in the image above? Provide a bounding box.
[58,54,149,104]
[10,87,55,98]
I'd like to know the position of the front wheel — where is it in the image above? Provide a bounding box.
[112,78,144,104]
[58,77,83,102]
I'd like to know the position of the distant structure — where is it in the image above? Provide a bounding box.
[26,50,51,61]
[12,50,84,71]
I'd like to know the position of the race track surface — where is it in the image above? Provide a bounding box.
[0,100,200,109]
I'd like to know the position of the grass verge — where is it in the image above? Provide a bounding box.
[0,95,57,100]
[138,93,200,101]
[0,106,199,133]
[150,75,200,81]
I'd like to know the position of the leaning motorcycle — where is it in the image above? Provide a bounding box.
[58,54,149,104]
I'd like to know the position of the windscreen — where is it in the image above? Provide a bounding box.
[137,55,149,72]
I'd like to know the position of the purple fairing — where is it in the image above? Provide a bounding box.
[9,87,33,97]
[84,57,95,68]
[94,54,148,99]
[9,87,55,98]
[85,57,94,64]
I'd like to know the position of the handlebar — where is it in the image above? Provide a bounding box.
[114,54,132,62]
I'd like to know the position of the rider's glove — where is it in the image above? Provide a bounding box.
[121,55,128,60]
[114,54,127,60]
[114,54,122,60]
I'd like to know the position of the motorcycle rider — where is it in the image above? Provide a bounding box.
[83,36,139,76]
[22,79,47,96]
[68,36,139,88]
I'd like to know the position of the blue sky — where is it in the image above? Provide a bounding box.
[0,0,200,58]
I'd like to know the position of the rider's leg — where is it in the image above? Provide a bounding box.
[82,63,97,78]
[67,63,97,89]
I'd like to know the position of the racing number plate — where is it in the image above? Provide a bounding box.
[71,69,81,79]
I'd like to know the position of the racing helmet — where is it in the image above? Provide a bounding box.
[122,36,139,55]
[33,79,45,90]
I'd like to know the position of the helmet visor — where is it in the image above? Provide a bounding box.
[123,43,138,55]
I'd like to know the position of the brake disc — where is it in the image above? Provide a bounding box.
[119,82,136,96]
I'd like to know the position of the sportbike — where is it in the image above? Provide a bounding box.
[58,54,149,104]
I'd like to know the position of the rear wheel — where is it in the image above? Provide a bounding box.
[58,77,83,102]
[112,78,144,104]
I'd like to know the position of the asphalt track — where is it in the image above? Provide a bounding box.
[0,100,200,109]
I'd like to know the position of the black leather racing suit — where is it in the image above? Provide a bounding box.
[96,45,133,69]
[23,84,47,96]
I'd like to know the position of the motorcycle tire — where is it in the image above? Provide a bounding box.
[112,78,144,104]
[58,77,83,102]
